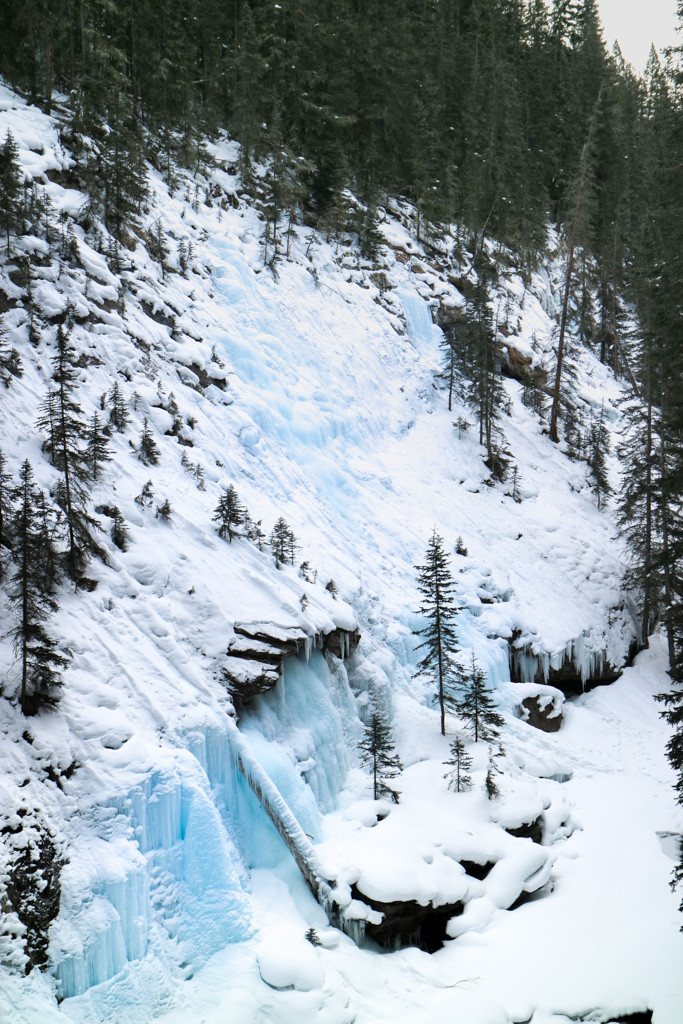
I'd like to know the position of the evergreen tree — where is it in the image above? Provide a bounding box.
[36,324,98,577]
[414,530,461,736]
[246,517,266,550]
[439,325,458,413]
[155,499,172,522]
[0,450,12,576]
[85,412,112,482]
[443,736,473,793]
[270,516,297,565]
[484,745,504,800]
[135,480,154,508]
[213,485,247,542]
[0,336,24,387]
[136,417,160,466]
[358,702,402,802]
[108,380,130,432]
[147,219,169,276]
[9,461,66,716]
[453,654,504,743]
[111,506,128,551]
[617,382,659,647]
[455,256,508,477]
[549,89,602,443]
[0,130,22,255]
[587,403,612,509]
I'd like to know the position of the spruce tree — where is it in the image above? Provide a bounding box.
[213,485,247,542]
[36,324,98,577]
[9,461,66,716]
[454,654,504,743]
[443,736,473,793]
[136,417,160,466]
[111,507,128,551]
[155,499,172,522]
[617,381,658,647]
[108,381,130,432]
[549,89,602,443]
[587,403,612,509]
[358,703,402,802]
[0,130,22,255]
[414,530,461,736]
[455,257,508,477]
[0,450,12,577]
[484,746,504,800]
[85,412,112,482]
[270,516,297,565]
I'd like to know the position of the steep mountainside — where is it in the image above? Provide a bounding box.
[1,85,682,1024]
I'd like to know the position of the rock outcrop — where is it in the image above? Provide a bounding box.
[521,693,563,732]
[350,884,464,953]
[224,621,360,705]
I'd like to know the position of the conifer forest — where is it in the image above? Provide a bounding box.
[2,3,683,1023]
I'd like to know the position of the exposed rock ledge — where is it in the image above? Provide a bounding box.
[224,621,360,704]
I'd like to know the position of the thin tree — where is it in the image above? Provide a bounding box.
[453,654,504,743]
[443,736,473,792]
[108,380,130,432]
[0,450,12,577]
[111,506,129,551]
[358,703,402,801]
[36,324,98,577]
[9,461,66,715]
[414,530,461,736]
[587,402,612,509]
[85,412,112,481]
[136,417,160,465]
[484,746,504,800]
[549,87,603,443]
[0,130,22,255]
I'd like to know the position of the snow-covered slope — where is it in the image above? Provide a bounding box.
[1,85,682,1024]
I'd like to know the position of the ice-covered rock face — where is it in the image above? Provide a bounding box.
[51,744,253,1003]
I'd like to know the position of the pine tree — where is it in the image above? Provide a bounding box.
[213,485,247,542]
[9,461,66,716]
[270,516,297,565]
[36,324,98,577]
[134,480,154,508]
[0,130,22,255]
[484,746,504,800]
[414,530,461,736]
[136,417,160,466]
[358,703,402,802]
[587,403,612,509]
[455,256,508,477]
[155,499,172,521]
[147,219,169,276]
[108,381,130,432]
[443,736,473,793]
[439,325,458,412]
[0,332,24,387]
[453,654,504,743]
[0,450,12,577]
[246,517,266,550]
[85,412,112,481]
[111,506,128,551]
[549,88,602,443]
[617,381,659,648]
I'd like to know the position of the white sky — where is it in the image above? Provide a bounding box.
[597,0,679,72]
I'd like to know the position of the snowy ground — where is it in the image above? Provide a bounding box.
[1,85,682,1023]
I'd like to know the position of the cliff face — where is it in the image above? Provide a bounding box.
[0,84,681,1024]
